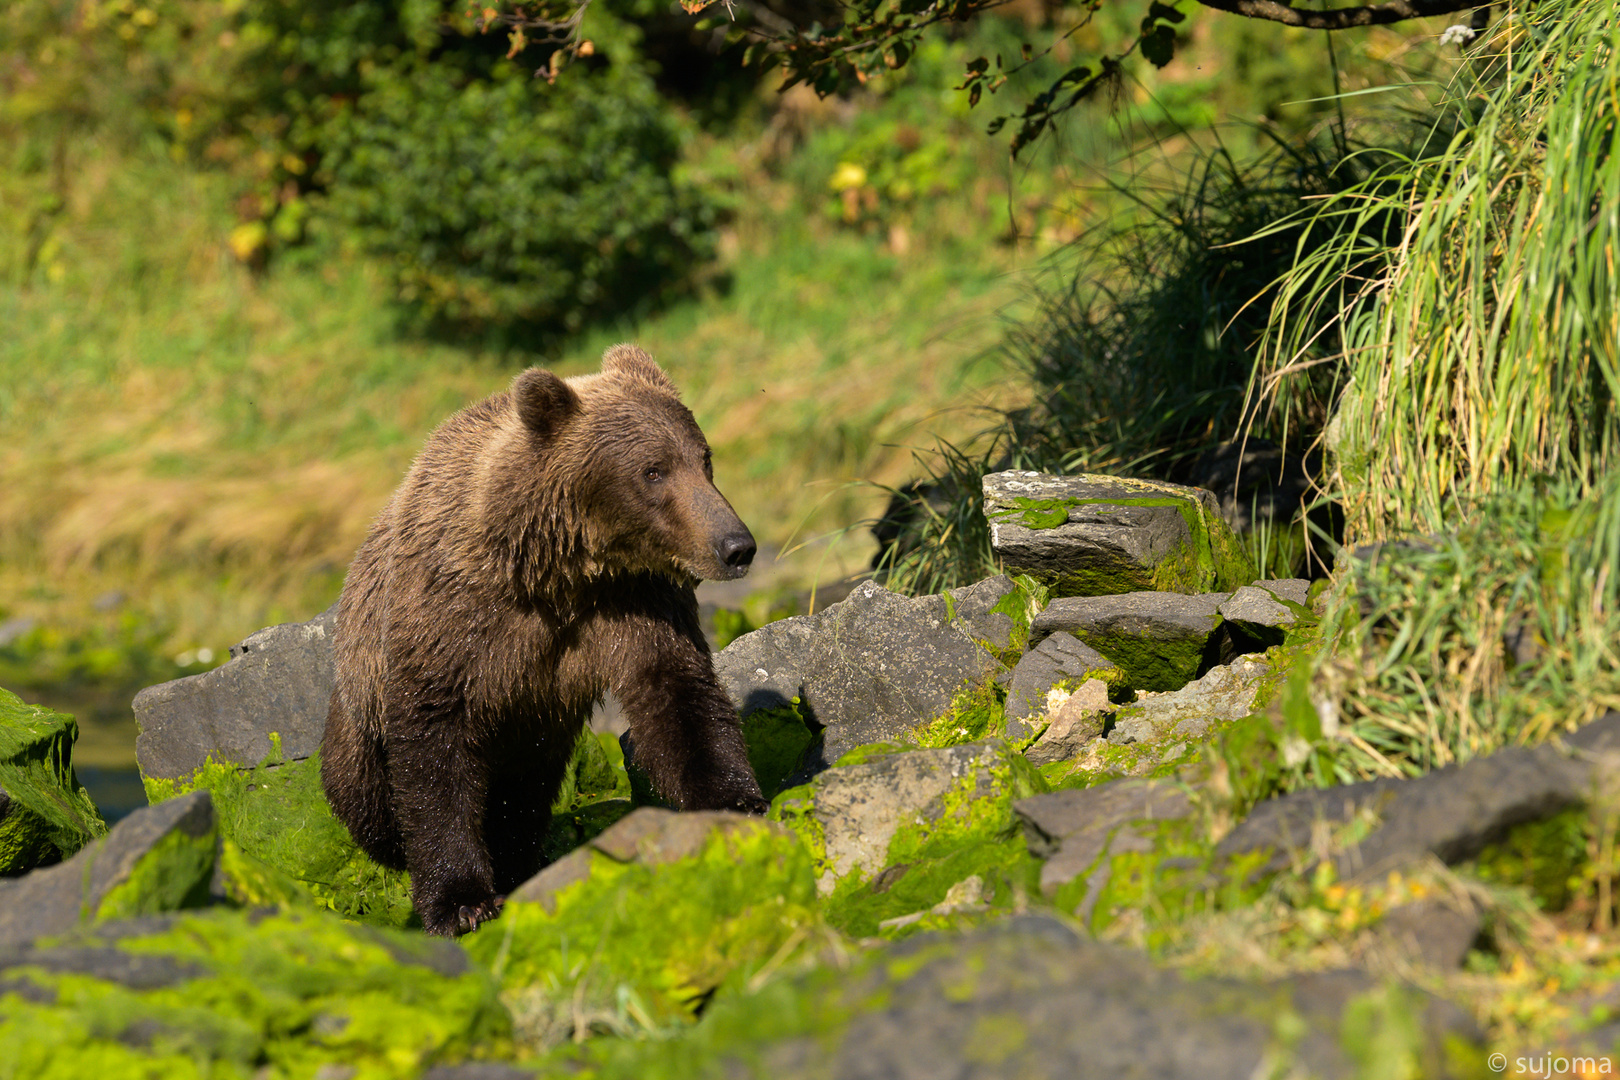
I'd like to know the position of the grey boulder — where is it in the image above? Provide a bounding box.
[983,470,1254,597]
[134,606,337,781]
[1031,591,1227,691]
[1219,710,1620,879]
[0,791,216,947]
[712,581,1004,783]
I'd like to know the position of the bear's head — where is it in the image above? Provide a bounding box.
[508,345,756,585]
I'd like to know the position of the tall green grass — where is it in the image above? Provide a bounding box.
[1257,0,1620,547]
[1241,0,1620,774]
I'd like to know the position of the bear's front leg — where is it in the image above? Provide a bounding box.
[386,720,504,935]
[609,617,767,815]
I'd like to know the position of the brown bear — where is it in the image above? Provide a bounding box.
[320,344,767,936]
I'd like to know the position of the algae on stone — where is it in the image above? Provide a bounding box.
[984,473,1257,599]
[144,742,417,928]
[0,687,106,875]
[771,739,1047,939]
[462,817,818,1026]
[0,907,510,1080]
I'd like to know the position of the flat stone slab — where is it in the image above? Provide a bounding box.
[1005,630,1118,728]
[983,471,1254,597]
[1031,591,1227,691]
[1219,580,1310,646]
[0,791,215,947]
[713,581,1004,783]
[134,605,337,780]
[1218,711,1620,879]
[752,916,1481,1079]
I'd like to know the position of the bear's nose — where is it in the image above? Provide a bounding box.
[718,532,756,569]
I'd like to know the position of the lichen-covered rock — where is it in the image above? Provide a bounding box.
[1031,591,1227,691]
[0,907,510,1078]
[557,916,1484,1080]
[133,605,337,782]
[1024,678,1111,766]
[1003,631,1121,729]
[1105,653,1271,746]
[712,581,1006,783]
[0,688,105,876]
[771,739,1045,938]
[0,791,215,947]
[1015,780,1195,908]
[983,471,1255,598]
[145,747,417,928]
[462,808,816,1027]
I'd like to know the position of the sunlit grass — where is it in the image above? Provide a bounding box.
[0,125,1036,750]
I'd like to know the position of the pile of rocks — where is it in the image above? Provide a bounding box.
[5,470,1617,1075]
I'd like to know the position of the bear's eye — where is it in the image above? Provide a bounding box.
[644,466,663,484]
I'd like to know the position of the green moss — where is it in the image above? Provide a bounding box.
[981,573,1050,660]
[908,679,1009,750]
[461,819,818,1024]
[145,747,417,929]
[820,746,1047,939]
[94,814,218,922]
[0,907,510,1080]
[1339,982,1483,1080]
[1470,807,1590,913]
[1048,810,1273,949]
[741,700,817,800]
[1071,629,1212,692]
[0,686,106,874]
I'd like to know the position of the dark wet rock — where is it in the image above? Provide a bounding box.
[134,605,337,780]
[1219,711,1620,879]
[1004,631,1118,728]
[0,791,215,947]
[737,916,1480,1080]
[983,471,1255,598]
[712,581,1004,783]
[1015,780,1194,903]
[1105,654,1271,747]
[1031,591,1227,691]
[1374,900,1481,969]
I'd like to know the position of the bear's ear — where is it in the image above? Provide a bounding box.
[601,343,678,394]
[512,369,580,440]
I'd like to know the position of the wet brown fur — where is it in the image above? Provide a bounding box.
[320,345,765,936]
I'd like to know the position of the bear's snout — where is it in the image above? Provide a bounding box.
[716,530,756,574]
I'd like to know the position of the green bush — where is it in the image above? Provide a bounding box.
[321,54,716,333]
[2,0,719,333]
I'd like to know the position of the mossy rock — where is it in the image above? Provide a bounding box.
[770,739,1047,939]
[551,916,1485,1079]
[0,686,106,876]
[984,471,1257,598]
[462,809,818,1027]
[0,907,511,1079]
[143,740,418,929]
